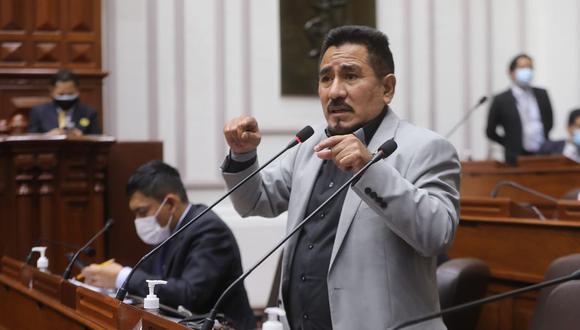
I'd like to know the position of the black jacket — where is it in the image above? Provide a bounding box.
[27,101,101,134]
[128,204,255,329]
[486,87,553,164]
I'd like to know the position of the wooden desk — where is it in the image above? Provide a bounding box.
[450,197,580,330]
[0,255,188,330]
[461,156,580,203]
[0,135,115,275]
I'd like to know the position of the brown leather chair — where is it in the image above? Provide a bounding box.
[437,258,490,330]
[530,254,580,330]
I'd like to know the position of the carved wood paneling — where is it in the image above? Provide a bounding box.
[0,0,101,68]
[0,0,26,32]
[33,0,60,32]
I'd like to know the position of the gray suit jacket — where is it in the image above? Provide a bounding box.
[223,110,460,330]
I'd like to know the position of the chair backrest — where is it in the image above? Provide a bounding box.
[530,253,580,330]
[530,280,580,330]
[437,258,490,330]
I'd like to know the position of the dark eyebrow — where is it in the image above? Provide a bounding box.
[319,66,332,76]
[340,64,361,72]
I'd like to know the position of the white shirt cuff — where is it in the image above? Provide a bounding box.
[115,267,132,289]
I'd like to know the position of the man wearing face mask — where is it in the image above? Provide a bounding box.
[27,69,101,136]
[80,160,255,330]
[539,109,580,163]
[486,54,553,165]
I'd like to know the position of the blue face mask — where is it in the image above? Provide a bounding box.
[572,129,580,147]
[515,67,534,87]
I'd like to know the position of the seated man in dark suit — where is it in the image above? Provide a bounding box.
[486,54,553,165]
[27,69,101,135]
[539,108,580,163]
[81,160,255,329]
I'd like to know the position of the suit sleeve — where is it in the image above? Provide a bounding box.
[221,145,299,218]
[27,106,42,133]
[486,97,505,145]
[84,107,101,134]
[351,137,460,257]
[542,89,553,134]
[127,216,241,313]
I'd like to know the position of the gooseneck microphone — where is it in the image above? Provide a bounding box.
[25,238,96,265]
[490,180,559,204]
[200,139,398,330]
[115,126,315,302]
[62,219,114,279]
[391,269,580,329]
[444,96,488,139]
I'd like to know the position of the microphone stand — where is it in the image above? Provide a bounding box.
[200,139,397,330]
[444,96,488,139]
[391,269,580,330]
[490,180,559,203]
[115,126,314,301]
[62,219,114,279]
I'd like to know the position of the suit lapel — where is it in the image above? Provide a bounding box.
[283,143,324,275]
[328,110,401,270]
[161,205,195,277]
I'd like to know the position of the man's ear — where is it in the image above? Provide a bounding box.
[165,193,180,212]
[382,74,396,104]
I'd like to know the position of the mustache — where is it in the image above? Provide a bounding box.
[327,99,354,112]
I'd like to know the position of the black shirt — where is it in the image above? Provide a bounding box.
[286,109,387,330]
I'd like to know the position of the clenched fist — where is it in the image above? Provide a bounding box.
[224,116,262,154]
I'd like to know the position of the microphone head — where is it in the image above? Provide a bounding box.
[295,126,314,143]
[478,96,488,105]
[105,218,115,229]
[378,139,398,159]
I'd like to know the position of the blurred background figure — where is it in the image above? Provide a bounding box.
[486,54,553,165]
[539,108,580,163]
[27,69,101,136]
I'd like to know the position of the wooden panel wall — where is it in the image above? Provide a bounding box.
[0,0,105,132]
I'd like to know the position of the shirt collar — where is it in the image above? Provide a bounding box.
[324,106,388,145]
[172,203,192,232]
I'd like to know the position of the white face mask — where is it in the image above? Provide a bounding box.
[134,197,174,245]
[515,67,534,87]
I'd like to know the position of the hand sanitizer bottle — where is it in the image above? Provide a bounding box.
[31,247,49,273]
[144,280,168,314]
[263,307,285,330]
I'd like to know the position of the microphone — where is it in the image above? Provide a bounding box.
[62,219,115,279]
[25,238,96,265]
[391,269,580,329]
[115,126,315,302]
[490,180,559,204]
[444,96,488,139]
[200,139,398,330]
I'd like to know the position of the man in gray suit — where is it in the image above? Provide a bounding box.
[221,26,460,330]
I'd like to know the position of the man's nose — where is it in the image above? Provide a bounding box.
[328,78,347,99]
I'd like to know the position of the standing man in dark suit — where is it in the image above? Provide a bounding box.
[81,160,255,329]
[27,69,101,135]
[486,54,553,165]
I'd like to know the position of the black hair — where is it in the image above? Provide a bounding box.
[508,53,533,72]
[126,160,189,203]
[51,69,79,86]
[568,109,580,127]
[319,25,395,78]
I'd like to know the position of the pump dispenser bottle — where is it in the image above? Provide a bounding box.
[30,247,49,273]
[263,307,285,330]
[144,280,167,314]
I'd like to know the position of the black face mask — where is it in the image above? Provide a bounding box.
[53,95,79,111]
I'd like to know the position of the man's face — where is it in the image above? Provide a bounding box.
[568,116,580,137]
[318,43,395,135]
[128,191,172,227]
[50,80,79,98]
[510,56,534,81]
